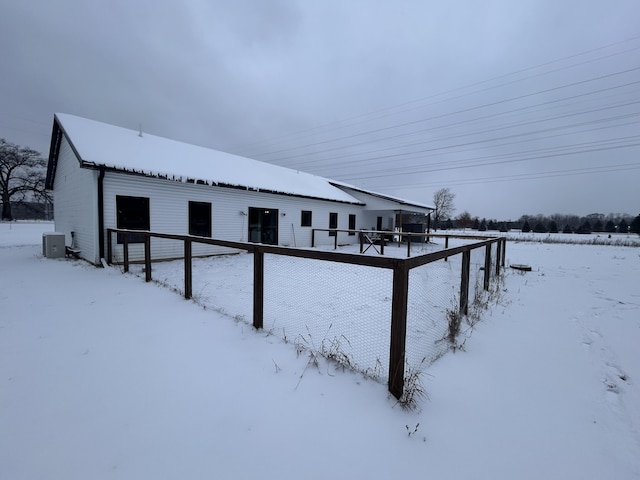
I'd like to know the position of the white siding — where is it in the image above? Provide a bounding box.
[52,137,99,263]
[102,173,364,262]
[337,186,433,214]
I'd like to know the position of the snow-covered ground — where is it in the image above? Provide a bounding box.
[1,222,639,479]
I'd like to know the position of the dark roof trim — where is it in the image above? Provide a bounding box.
[45,120,62,190]
[45,115,85,190]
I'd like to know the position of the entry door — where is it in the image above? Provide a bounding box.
[248,207,279,245]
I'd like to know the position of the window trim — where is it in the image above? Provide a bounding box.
[188,201,212,237]
[116,195,150,244]
[348,214,356,235]
[329,212,338,236]
[301,210,312,227]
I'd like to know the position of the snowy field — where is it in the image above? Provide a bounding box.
[1,222,639,479]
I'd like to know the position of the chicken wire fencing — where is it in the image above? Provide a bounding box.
[405,257,460,372]
[107,229,504,399]
[263,254,392,380]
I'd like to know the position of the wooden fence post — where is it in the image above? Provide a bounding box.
[483,244,492,291]
[123,236,129,273]
[312,229,316,248]
[334,231,338,250]
[253,249,264,329]
[184,239,192,300]
[444,235,449,262]
[495,240,501,277]
[501,238,506,267]
[107,230,112,265]
[388,260,409,400]
[460,250,470,316]
[144,235,151,282]
[406,235,411,257]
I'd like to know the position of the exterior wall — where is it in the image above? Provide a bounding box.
[338,186,433,214]
[362,210,396,231]
[102,172,364,262]
[52,137,99,263]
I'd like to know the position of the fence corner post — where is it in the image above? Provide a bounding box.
[389,260,409,400]
[253,249,264,329]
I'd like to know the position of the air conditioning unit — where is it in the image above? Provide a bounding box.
[42,233,66,258]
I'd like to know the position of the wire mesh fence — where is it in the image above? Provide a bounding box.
[107,228,505,400]
[405,257,460,371]
[264,254,392,379]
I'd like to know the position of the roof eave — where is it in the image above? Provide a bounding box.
[80,162,365,206]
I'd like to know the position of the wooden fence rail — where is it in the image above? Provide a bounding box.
[106,228,505,400]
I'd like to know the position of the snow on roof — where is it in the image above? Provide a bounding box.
[54,113,362,204]
[330,181,435,211]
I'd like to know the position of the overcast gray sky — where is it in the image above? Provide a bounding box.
[2,0,639,220]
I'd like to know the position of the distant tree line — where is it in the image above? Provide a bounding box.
[437,211,640,235]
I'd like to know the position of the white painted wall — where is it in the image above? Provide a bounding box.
[52,137,99,263]
[102,172,365,262]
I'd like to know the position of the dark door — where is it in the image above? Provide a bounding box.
[248,207,279,245]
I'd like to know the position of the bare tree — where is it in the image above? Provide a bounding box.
[0,139,49,221]
[432,187,456,228]
[455,211,473,229]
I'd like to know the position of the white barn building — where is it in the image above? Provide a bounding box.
[45,113,434,265]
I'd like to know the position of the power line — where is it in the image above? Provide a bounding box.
[288,108,640,176]
[234,36,640,156]
[337,140,640,183]
[335,134,640,180]
[253,67,640,163]
[299,118,640,174]
[269,83,640,169]
[372,161,640,190]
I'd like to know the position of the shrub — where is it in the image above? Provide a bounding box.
[533,222,547,233]
[576,221,591,234]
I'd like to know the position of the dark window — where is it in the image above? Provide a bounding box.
[329,212,338,236]
[189,201,212,237]
[116,195,149,244]
[376,216,383,231]
[348,214,356,235]
[301,210,312,227]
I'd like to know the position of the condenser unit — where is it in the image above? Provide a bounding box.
[42,233,66,259]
